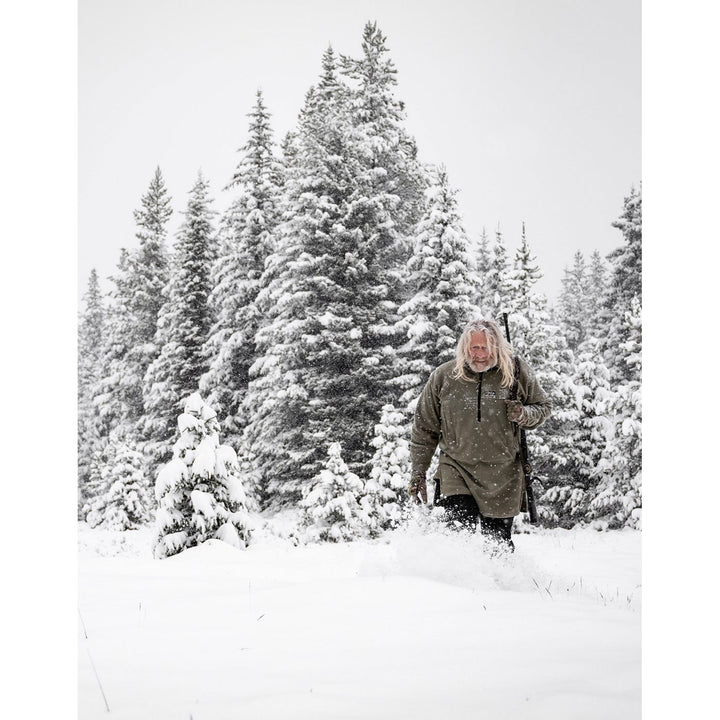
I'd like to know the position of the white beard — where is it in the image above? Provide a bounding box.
[468,359,494,373]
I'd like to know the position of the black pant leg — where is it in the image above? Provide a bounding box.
[479,514,514,551]
[436,494,480,531]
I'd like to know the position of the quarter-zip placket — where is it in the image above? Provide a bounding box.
[477,373,483,421]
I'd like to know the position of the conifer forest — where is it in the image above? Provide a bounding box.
[77,23,641,553]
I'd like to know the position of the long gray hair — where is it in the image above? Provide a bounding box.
[452,318,515,387]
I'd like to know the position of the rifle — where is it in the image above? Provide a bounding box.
[502,313,539,524]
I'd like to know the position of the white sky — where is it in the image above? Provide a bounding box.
[79,0,640,302]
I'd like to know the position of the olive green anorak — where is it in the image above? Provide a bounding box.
[410,358,551,517]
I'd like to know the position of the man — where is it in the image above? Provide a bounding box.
[408,318,551,550]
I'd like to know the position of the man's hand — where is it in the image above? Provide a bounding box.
[408,473,427,504]
[505,399,525,424]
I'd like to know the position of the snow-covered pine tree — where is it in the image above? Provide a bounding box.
[279,128,300,169]
[242,46,360,506]
[565,334,614,518]
[362,404,411,534]
[557,251,588,352]
[341,22,426,238]
[125,167,173,441]
[245,28,428,507]
[201,91,283,450]
[82,448,106,521]
[584,250,610,339]
[154,392,252,558]
[93,248,137,443]
[483,226,516,319]
[144,173,216,477]
[502,227,581,526]
[472,227,492,311]
[510,223,543,313]
[83,428,150,530]
[394,165,477,408]
[78,268,105,513]
[543,245,614,525]
[590,187,642,528]
[589,295,642,528]
[128,166,173,357]
[601,185,642,383]
[93,170,172,441]
[300,442,370,543]
[547,247,611,524]
[91,169,173,504]
[337,22,428,457]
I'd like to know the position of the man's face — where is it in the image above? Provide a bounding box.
[467,331,494,372]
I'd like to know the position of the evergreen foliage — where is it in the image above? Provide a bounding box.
[502,228,581,527]
[557,249,611,352]
[78,24,641,536]
[93,248,140,441]
[83,429,150,530]
[590,187,642,527]
[483,227,515,319]
[144,173,216,476]
[394,166,477,408]
[128,166,173,348]
[78,269,105,513]
[584,251,610,339]
[300,442,370,543]
[557,251,588,352]
[244,30,427,507]
[362,404,412,534]
[602,185,642,382]
[154,393,252,558]
[242,46,360,506]
[472,228,492,311]
[201,91,283,449]
[338,21,428,430]
[93,170,172,452]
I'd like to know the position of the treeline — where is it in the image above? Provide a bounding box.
[77,23,641,542]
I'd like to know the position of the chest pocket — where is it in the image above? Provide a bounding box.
[482,388,510,401]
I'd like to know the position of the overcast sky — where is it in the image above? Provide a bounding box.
[79,0,640,303]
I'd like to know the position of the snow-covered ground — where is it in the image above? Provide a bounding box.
[78,518,641,720]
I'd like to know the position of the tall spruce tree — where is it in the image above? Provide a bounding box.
[591,187,642,527]
[93,248,138,443]
[338,21,427,457]
[242,46,360,506]
[78,269,105,512]
[503,228,580,526]
[128,166,173,350]
[554,247,611,523]
[201,90,283,451]
[472,227,492,311]
[557,251,588,352]
[244,31,427,506]
[601,185,642,382]
[144,173,216,476]
[93,168,172,474]
[341,22,426,237]
[561,334,613,522]
[513,223,543,302]
[394,165,477,408]
[585,250,610,339]
[483,226,515,319]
